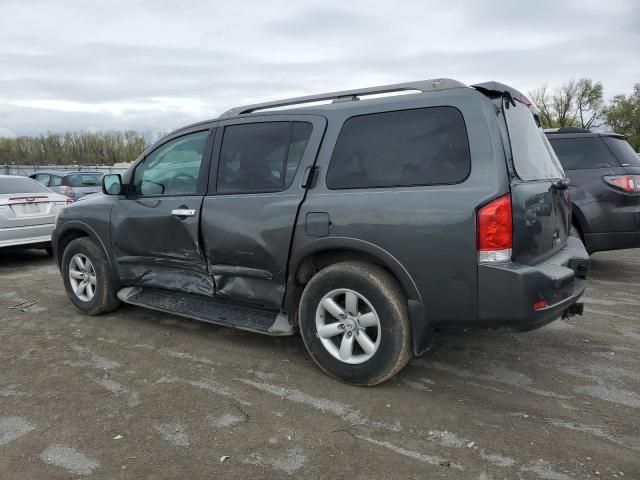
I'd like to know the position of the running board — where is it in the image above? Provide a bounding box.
[117,287,294,336]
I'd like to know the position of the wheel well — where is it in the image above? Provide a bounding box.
[56,229,90,266]
[289,249,413,322]
[295,249,387,285]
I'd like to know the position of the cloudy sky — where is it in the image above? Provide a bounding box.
[0,0,638,137]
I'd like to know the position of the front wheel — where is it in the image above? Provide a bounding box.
[61,237,120,315]
[299,261,412,386]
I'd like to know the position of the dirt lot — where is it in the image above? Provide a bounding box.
[1,249,638,479]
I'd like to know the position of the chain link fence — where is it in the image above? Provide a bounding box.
[1,164,130,176]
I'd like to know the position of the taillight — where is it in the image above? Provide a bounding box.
[66,198,73,204]
[603,175,640,193]
[477,193,512,263]
[60,185,75,197]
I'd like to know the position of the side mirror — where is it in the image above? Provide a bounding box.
[102,174,123,195]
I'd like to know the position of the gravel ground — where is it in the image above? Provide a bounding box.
[1,248,638,479]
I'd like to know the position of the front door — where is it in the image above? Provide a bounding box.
[111,128,215,296]
[201,115,326,308]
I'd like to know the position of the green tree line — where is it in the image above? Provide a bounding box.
[0,130,152,166]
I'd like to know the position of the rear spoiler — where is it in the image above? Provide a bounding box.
[472,81,533,108]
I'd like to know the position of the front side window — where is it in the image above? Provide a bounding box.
[133,131,209,196]
[326,107,471,189]
[548,137,619,170]
[217,122,312,193]
[50,175,63,187]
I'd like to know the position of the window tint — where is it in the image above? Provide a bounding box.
[326,107,471,189]
[504,101,564,180]
[133,131,208,196]
[217,122,312,193]
[0,177,52,194]
[548,137,619,170]
[602,137,640,167]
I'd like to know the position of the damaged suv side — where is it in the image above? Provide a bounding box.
[53,78,589,386]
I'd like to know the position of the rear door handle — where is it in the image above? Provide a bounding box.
[171,209,196,217]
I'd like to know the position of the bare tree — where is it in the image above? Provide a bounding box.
[528,78,604,129]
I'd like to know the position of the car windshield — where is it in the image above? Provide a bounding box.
[0,177,53,194]
[504,100,565,181]
[602,136,640,167]
[64,173,103,187]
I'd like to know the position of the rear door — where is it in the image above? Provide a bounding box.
[201,115,326,308]
[501,99,570,265]
[110,128,215,295]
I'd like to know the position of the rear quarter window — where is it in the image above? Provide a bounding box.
[326,106,471,189]
[548,137,619,170]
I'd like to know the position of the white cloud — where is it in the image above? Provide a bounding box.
[0,0,638,135]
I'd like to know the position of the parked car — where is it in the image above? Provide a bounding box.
[53,79,589,385]
[0,175,69,254]
[30,171,104,202]
[545,128,640,253]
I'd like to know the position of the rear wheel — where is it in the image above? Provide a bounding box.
[61,237,120,315]
[299,261,412,386]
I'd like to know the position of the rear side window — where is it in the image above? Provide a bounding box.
[326,107,471,189]
[548,137,619,170]
[601,137,640,167]
[0,177,52,194]
[217,121,312,193]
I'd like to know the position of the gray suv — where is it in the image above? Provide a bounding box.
[545,128,640,253]
[53,79,589,385]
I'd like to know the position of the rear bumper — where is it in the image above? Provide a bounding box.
[477,237,589,331]
[0,224,54,248]
[585,231,640,253]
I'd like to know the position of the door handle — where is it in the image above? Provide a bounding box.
[171,208,196,217]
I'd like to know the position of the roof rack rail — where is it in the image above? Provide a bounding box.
[220,78,467,117]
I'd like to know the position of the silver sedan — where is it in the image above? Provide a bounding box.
[0,175,69,253]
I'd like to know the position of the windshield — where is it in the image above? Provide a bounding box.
[504,100,565,181]
[602,136,640,167]
[63,173,103,187]
[0,177,53,194]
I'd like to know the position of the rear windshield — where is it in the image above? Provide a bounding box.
[547,137,619,170]
[0,177,52,194]
[504,100,565,181]
[63,173,103,187]
[602,137,640,167]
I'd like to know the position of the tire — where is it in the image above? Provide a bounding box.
[298,261,412,386]
[61,237,120,315]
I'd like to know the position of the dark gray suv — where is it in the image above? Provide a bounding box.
[545,128,640,253]
[52,79,589,385]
